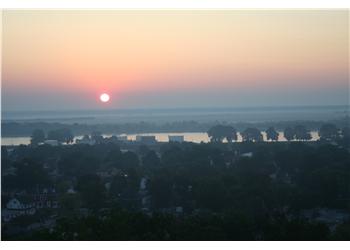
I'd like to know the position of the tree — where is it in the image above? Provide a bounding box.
[104,147,123,165]
[341,127,350,141]
[284,127,295,141]
[110,173,128,196]
[91,131,104,144]
[294,125,311,141]
[266,127,279,141]
[121,151,140,170]
[14,158,50,189]
[30,129,46,145]
[319,123,338,141]
[194,178,227,211]
[142,150,161,169]
[60,193,82,213]
[77,174,106,209]
[47,128,74,144]
[207,125,237,143]
[59,152,99,176]
[149,176,173,208]
[241,128,263,142]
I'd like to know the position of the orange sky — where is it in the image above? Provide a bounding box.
[2,10,349,110]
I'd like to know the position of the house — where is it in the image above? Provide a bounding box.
[2,166,16,176]
[7,198,31,210]
[241,152,253,158]
[67,187,77,194]
[33,188,59,209]
[302,208,350,231]
[2,198,36,222]
[168,135,184,143]
[139,177,148,191]
[141,196,151,208]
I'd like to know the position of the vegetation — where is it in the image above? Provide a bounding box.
[207,125,237,142]
[241,128,263,142]
[319,123,339,141]
[47,128,74,144]
[2,122,350,240]
[265,127,279,141]
[30,129,45,145]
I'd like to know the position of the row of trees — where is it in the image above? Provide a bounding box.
[30,123,349,145]
[30,128,74,145]
[207,124,349,143]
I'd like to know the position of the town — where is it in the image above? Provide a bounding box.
[2,123,350,240]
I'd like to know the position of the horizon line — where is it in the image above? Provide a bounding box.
[2,104,350,114]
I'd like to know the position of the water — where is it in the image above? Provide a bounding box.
[1,131,320,146]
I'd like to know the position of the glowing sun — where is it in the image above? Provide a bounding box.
[100,93,110,103]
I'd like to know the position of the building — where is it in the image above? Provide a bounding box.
[135,135,157,144]
[33,188,59,209]
[76,135,95,145]
[139,177,148,191]
[117,135,128,142]
[241,152,253,158]
[2,198,36,222]
[168,135,184,143]
[44,140,59,146]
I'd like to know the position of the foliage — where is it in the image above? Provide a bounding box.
[241,128,263,142]
[265,127,279,141]
[47,128,74,144]
[319,123,339,141]
[207,125,237,142]
[30,129,46,145]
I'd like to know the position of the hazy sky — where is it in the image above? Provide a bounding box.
[2,10,349,111]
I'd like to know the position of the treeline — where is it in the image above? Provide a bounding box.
[207,124,350,142]
[2,116,349,137]
[17,208,350,240]
[25,122,350,146]
[30,128,74,145]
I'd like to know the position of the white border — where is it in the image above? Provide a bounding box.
[1,0,350,249]
[0,0,350,9]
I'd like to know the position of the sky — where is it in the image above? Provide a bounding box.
[2,10,349,111]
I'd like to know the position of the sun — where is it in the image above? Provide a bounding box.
[100,93,110,103]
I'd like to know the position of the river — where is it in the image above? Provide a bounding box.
[1,131,320,146]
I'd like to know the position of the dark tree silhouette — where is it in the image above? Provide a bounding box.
[77,174,106,209]
[30,129,46,145]
[319,123,338,141]
[142,150,161,169]
[91,131,104,144]
[241,128,263,142]
[14,158,50,189]
[294,125,312,141]
[266,127,279,141]
[207,125,237,143]
[341,127,350,140]
[284,127,295,141]
[47,128,74,144]
[149,176,173,208]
